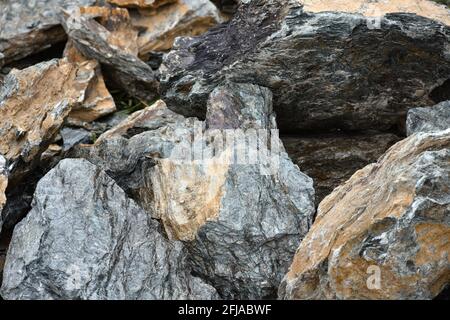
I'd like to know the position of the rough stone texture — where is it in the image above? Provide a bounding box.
[161,0,450,133]
[282,132,401,204]
[407,100,450,136]
[0,159,218,300]
[130,0,224,56]
[0,58,94,185]
[0,0,96,67]
[61,6,159,101]
[64,40,117,123]
[107,0,175,8]
[60,127,92,151]
[279,129,450,300]
[75,83,316,299]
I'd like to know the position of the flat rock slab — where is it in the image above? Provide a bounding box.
[0,159,218,300]
[0,0,96,67]
[280,129,450,299]
[161,0,450,133]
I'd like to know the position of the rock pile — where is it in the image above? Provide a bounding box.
[0,0,449,300]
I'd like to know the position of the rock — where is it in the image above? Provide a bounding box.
[282,132,401,204]
[160,0,450,133]
[60,127,92,151]
[0,0,95,67]
[61,6,159,101]
[107,0,176,8]
[76,82,316,299]
[407,100,450,136]
[279,129,450,300]
[0,58,95,230]
[64,40,117,123]
[130,0,225,56]
[0,158,218,300]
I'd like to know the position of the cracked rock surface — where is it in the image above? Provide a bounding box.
[161,0,450,133]
[0,158,218,300]
[279,129,450,300]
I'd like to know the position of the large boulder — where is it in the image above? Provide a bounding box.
[0,58,95,231]
[407,100,450,135]
[0,0,96,67]
[279,129,450,300]
[0,159,218,300]
[160,0,450,133]
[75,82,316,299]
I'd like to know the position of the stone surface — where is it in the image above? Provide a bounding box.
[0,0,95,67]
[107,0,175,8]
[282,132,401,204]
[161,0,450,133]
[211,0,239,15]
[0,156,7,233]
[75,83,316,299]
[407,100,450,135]
[64,40,117,123]
[131,0,224,56]
[0,158,218,300]
[61,6,159,101]
[279,129,450,300]
[0,58,94,185]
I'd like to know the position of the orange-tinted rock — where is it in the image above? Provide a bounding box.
[64,41,116,123]
[131,0,224,55]
[280,129,450,300]
[0,58,95,184]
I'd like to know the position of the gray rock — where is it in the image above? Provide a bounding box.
[160,0,450,133]
[282,132,401,204]
[0,0,96,67]
[61,7,159,101]
[75,82,316,299]
[407,100,450,136]
[211,0,239,15]
[0,158,218,300]
[61,127,92,151]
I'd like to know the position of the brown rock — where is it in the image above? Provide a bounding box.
[61,6,159,101]
[0,157,7,228]
[280,129,450,300]
[301,0,450,25]
[0,58,95,185]
[282,132,401,204]
[64,40,117,123]
[131,0,224,56]
[107,0,176,9]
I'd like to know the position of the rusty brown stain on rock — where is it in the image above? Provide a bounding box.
[107,0,176,9]
[300,0,450,25]
[280,130,450,299]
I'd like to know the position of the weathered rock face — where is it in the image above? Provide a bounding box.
[0,158,218,300]
[282,132,401,204]
[279,129,450,300]
[0,0,96,67]
[130,0,224,56]
[0,58,94,186]
[407,100,450,136]
[0,156,7,233]
[64,40,117,123]
[74,83,316,299]
[61,6,159,101]
[161,0,450,133]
